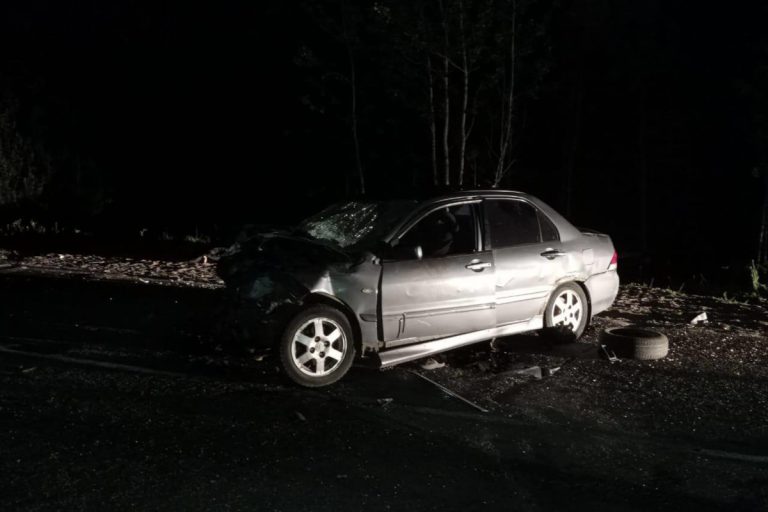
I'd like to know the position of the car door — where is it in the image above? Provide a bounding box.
[378,202,496,344]
[483,198,567,326]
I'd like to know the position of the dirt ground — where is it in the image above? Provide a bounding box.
[1,250,767,511]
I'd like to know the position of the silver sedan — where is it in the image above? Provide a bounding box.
[218,190,619,387]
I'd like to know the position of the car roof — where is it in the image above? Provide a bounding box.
[356,189,528,203]
[381,189,582,243]
[430,189,527,201]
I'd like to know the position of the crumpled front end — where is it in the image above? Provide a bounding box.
[215,232,359,347]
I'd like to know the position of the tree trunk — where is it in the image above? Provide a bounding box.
[458,0,469,187]
[427,55,438,186]
[493,0,516,188]
[341,0,365,195]
[439,0,450,186]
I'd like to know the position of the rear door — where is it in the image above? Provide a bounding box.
[483,198,567,326]
[379,202,496,343]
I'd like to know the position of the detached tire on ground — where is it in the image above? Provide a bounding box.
[599,327,669,360]
[279,305,356,387]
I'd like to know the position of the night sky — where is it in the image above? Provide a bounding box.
[1,0,766,275]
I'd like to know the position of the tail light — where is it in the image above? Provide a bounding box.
[608,251,618,271]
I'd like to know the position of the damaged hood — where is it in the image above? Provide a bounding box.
[217,200,416,310]
[216,230,363,312]
[218,200,416,284]
[216,231,354,285]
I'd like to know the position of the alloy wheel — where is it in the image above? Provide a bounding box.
[290,317,347,377]
[550,289,583,332]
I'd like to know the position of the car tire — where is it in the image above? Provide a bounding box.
[599,327,668,360]
[542,282,589,343]
[279,305,356,387]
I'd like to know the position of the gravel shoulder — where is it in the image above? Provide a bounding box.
[1,250,767,510]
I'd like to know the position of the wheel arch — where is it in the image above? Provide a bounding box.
[545,279,593,324]
[574,280,593,321]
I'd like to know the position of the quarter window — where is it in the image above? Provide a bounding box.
[539,211,560,243]
[485,200,543,248]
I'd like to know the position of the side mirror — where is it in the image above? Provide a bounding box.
[382,243,423,261]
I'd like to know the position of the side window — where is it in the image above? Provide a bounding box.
[484,199,540,248]
[538,211,560,243]
[397,203,476,258]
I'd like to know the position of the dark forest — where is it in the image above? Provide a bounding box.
[1,0,767,283]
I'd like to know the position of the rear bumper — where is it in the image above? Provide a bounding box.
[585,270,619,316]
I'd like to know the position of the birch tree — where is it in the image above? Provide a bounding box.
[491,0,518,188]
[340,0,366,195]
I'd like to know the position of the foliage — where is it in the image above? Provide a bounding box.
[749,260,767,296]
[0,93,52,207]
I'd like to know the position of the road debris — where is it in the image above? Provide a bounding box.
[0,344,188,378]
[376,397,394,407]
[599,344,620,363]
[409,370,488,413]
[690,312,708,325]
[698,448,768,464]
[420,357,446,370]
[294,411,307,422]
[0,252,224,289]
[506,366,543,379]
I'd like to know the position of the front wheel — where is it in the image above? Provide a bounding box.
[279,305,356,387]
[542,282,589,342]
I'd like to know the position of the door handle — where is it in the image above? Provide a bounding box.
[540,249,566,260]
[465,261,492,271]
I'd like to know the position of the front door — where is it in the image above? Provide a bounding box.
[379,202,496,343]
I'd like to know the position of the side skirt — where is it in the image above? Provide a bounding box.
[377,315,543,368]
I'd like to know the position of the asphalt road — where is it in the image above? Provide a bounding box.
[1,274,767,511]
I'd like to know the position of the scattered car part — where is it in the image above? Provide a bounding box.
[599,344,620,363]
[690,312,708,325]
[511,366,543,379]
[420,357,446,370]
[599,327,669,360]
[409,370,489,413]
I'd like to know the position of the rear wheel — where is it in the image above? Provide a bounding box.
[279,305,356,387]
[542,282,589,342]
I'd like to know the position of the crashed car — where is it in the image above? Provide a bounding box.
[217,190,619,387]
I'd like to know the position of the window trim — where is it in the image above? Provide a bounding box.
[482,198,560,250]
